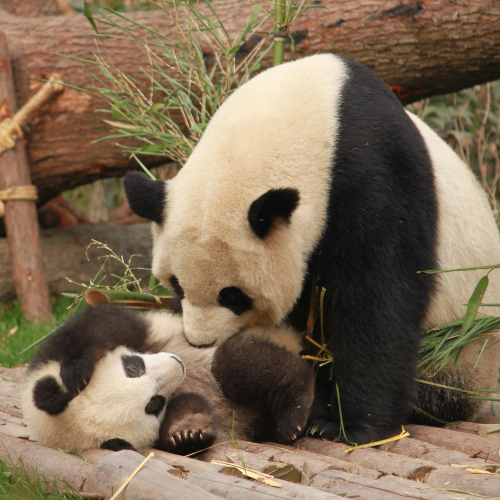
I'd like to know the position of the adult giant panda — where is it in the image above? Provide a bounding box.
[124,54,500,445]
[23,305,313,453]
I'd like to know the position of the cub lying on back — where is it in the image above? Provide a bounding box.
[23,305,314,454]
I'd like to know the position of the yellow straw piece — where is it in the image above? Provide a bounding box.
[344,427,410,452]
[109,452,154,500]
[466,468,500,475]
[211,460,283,488]
[305,335,332,356]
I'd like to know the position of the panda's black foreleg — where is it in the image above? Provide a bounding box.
[305,290,421,446]
[157,393,216,455]
[212,334,314,444]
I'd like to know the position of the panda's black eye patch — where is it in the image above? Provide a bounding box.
[122,355,146,378]
[169,275,184,301]
[33,375,75,415]
[145,395,166,415]
[218,287,253,316]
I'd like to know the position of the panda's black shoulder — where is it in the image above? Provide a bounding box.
[29,304,151,371]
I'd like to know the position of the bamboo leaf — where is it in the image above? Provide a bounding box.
[472,338,489,371]
[83,1,99,34]
[461,275,489,336]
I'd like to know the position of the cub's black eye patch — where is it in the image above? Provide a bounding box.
[122,355,146,378]
[169,275,185,301]
[33,375,75,415]
[145,395,166,415]
[218,287,253,316]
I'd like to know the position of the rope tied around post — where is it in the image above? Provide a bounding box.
[0,73,64,156]
[0,185,38,217]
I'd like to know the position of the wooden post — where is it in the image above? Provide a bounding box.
[0,32,51,322]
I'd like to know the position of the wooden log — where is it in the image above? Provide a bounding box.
[0,432,93,490]
[1,0,500,202]
[84,449,247,500]
[295,436,500,498]
[0,222,152,299]
[406,424,500,463]
[380,437,497,468]
[200,442,456,500]
[0,32,51,321]
[153,448,371,500]
[205,440,380,479]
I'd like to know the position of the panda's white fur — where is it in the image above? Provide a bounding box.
[23,347,185,452]
[23,310,306,452]
[408,113,500,395]
[125,53,500,442]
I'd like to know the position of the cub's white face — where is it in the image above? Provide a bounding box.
[23,346,185,452]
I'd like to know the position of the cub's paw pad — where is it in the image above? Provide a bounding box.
[159,412,216,455]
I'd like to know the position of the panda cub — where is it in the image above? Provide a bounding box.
[23,304,314,454]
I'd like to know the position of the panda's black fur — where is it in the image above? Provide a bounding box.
[23,305,314,454]
[124,54,500,445]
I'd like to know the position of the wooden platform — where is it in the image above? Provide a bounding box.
[2,365,500,499]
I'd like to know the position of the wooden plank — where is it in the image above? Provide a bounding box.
[0,32,51,321]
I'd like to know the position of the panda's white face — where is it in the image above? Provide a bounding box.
[23,346,185,452]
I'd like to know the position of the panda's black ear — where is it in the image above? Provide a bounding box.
[248,188,300,239]
[124,171,167,224]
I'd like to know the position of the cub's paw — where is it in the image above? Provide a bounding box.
[275,398,311,443]
[157,393,216,455]
[158,412,216,455]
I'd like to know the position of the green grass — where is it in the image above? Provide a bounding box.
[0,297,76,367]
[0,458,84,500]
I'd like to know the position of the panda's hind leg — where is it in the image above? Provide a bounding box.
[412,335,500,425]
[212,333,315,443]
[157,393,216,455]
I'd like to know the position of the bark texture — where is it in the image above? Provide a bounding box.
[0,32,52,321]
[0,0,499,202]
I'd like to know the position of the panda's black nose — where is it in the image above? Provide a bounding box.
[145,395,166,416]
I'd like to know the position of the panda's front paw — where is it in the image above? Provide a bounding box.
[307,417,399,446]
[158,412,216,455]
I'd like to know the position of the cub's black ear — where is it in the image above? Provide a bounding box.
[101,438,136,451]
[248,188,300,239]
[33,376,75,415]
[124,171,167,224]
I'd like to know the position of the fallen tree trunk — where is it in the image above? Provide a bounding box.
[0,223,152,299]
[1,0,500,203]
